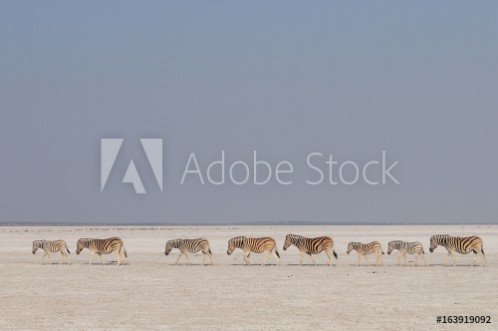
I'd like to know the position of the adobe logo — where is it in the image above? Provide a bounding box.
[100,139,163,194]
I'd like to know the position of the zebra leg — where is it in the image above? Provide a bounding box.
[378,252,383,266]
[272,249,280,266]
[309,254,316,266]
[403,253,407,266]
[175,252,183,265]
[299,250,305,265]
[243,252,250,265]
[99,253,104,265]
[59,252,63,265]
[421,254,428,266]
[324,249,333,266]
[118,248,125,265]
[262,251,269,266]
[471,253,477,267]
[376,251,383,266]
[450,251,456,267]
[185,253,191,265]
[201,252,212,265]
[364,254,370,265]
[45,251,53,264]
[116,250,121,266]
[89,252,95,265]
[356,253,361,266]
[396,253,401,266]
[444,251,451,265]
[482,253,488,267]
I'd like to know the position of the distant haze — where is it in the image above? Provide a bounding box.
[1,2,497,224]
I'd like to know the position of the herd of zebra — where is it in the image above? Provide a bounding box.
[32,234,488,267]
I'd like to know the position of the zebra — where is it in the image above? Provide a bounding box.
[227,236,280,265]
[387,240,427,266]
[283,234,338,266]
[429,234,487,267]
[76,237,127,265]
[165,238,213,265]
[32,240,71,264]
[346,241,384,266]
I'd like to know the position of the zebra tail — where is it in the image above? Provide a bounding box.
[121,245,128,258]
[274,247,281,259]
[66,245,71,254]
[208,248,212,255]
[382,249,385,255]
[333,250,338,259]
[421,248,425,254]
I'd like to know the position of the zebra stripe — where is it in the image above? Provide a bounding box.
[76,237,127,265]
[227,236,280,265]
[346,241,384,266]
[387,240,427,266]
[32,240,71,264]
[165,238,213,265]
[429,234,487,267]
[283,234,338,266]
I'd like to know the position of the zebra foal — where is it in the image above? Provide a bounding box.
[387,240,427,266]
[165,238,213,265]
[346,241,385,266]
[32,240,71,264]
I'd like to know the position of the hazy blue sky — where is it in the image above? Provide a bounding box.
[1,1,497,224]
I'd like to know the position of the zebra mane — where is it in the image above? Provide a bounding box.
[431,234,450,240]
[33,240,47,248]
[431,234,450,246]
[229,236,246,247]
[286,234,304,244]
[77,238,93,247]
[167,239,182,247]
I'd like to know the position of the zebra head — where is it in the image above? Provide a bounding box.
[76,239,87,255]
[227,236,244,255]
[283,234,299,250]
[429,234,449,253]
[346,242,356,254]
[387,241,397,255]
[165,239,178,255]
[32,240,44,254]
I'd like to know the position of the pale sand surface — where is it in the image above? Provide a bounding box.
[0,225,496,331]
